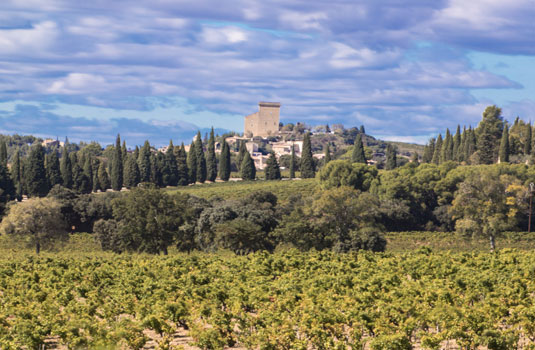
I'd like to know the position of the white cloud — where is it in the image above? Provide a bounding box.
[202,26,248,44]
[0,21,58,54]
[47,73,107,94]
[280,11,327,30]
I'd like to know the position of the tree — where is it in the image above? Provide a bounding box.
[453,125,461,161]
[206,127,217,182]
[324,143,331,164]
[124,154,141,189]
[97,162,111,191]
[240,151,256,180]
[11,149,22,199]
[499,124,509,163]
[218,141,231,181]
[300,132,315,178]
[525,122,532,155]
[359,125,365,134]
[82,155,93,192]
[411,152,419,165]
[0,141,7,167]
[46,150,62,188]
[289,145,296,179]
[0,161,15,215]
[265,152,281,180]
[450,167,523,250]
[195,131,207,183]
[432,134,443,164]
[61,147,73,189]
[24,144,48,197]
[187,141,197,184]
[176,143,189,186]
[385,144,397,170]
[110,186,185,254]
[139,140,152,183]
[351,134,367,164]
[477,105,504,164]
[111,134,123,191]
[422,138,435,163]
[237,141,247,173]
[318,160,378,191]
[0,197,68,254]
[163,141,178,186]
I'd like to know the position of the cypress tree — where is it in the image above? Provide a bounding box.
[111,134,123,191]
[151,152,163,187]
[195,131,206,183]
[453,125,461,161]
[121,141,128,167]
[351,134,367,164]
[0,141,7,167]
[411,152,419,165]
[499,124,510,163]
[422,138,435,163]
[206,127,217,182]
[385,144,397,170]
[476,105,504,164]
[0,161,14,203]
[237,141,247,173]
[98,162,110,191]
[134,145,140,161]
[218,141,231,181]
[187,141,197,184]
[525,122,532,155]
[458,126,467,162]
[465,127,477,163]
[138,140,152,183]
[163,141,178,186]
[46,149,62,188]
[300,132,315,178]
[359,125,365,134]
[324,143,331,164]
[124,154,141,188]
[265,152,281,180]
[24,144,48,197]
[441,129,452,163]
[11,149,22,199]
[61,148,73,188]
[432,134,443,164]
[177,143,189,186]
[83,155,93,190]
[92,159,100,192]
[289,145,296,179]
[240,151,256,180]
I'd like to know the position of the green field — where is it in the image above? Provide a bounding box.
[166,178,317,202]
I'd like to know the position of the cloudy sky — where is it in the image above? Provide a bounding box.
[0,0,534,146]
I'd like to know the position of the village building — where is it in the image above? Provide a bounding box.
[244,102,280,138]
[271,141,303,157]
[41,139,63,148]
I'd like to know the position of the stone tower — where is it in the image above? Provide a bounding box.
[244,102,280,138]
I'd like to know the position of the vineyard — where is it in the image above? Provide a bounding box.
[3,248,535,349]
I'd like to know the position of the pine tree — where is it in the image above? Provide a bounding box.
[187,141,197,184]
[458,126,467,162]
[92,159,100,192]
[195,131,206,183]
[0,141,7,167]
[177,143,189,186]
[121,141,128,167]
[525,122,532,155]
[98,162,110,191]
[499,124,510,163]
[61,148,73,188]
[422,138,435,163]
[385,144,397,170]
[111,134,123,191]
[206,127,217,182]
[24,144,48,197]
[237,141,247,173]
[432,134,443,164]
[218,141,231,181]
[465,127,477,163]
[138,140,152,183]
[134,145,140,161]
[351,134,367,164]
[124,154,141,188]
[477,105,504,164]
[324,143,331,164]
[240,151,256,180]
[265,152,281,180]
[441,129,452,163]
[151,152,163,187]
[46,149,62,188]
[289,145,296,179]
[300,132,315,178]
[453,125,461,161]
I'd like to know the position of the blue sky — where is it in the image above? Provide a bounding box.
[0,0,534,146]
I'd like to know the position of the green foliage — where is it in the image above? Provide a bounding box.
[351,133,367,163]
[499,124,509,163]
[123,154,141,189]
[111,134,123,191]
[206,127,217,182]
[60,147,73,188]
[318,160,378,191]
[289,145,296,179]
[477,105,504,164]
[264,152,281,180]
[97,161,110,191]
[176,143,189,186]
[162,141,178,186]
[240,151,256,180]
[300,132,315,178]
[385,144,397,170]
[24,143,48,197]
[46,149,62,188]
[218,141,231,181]
[195,131,207,183]
[138,140,152,183]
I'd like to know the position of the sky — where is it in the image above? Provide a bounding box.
[0,0,534,146]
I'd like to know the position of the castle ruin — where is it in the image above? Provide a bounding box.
[244,102,280,138]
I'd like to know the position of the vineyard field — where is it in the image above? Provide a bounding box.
[2,249,535,349]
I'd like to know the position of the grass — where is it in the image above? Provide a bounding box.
[165,178,318,202]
